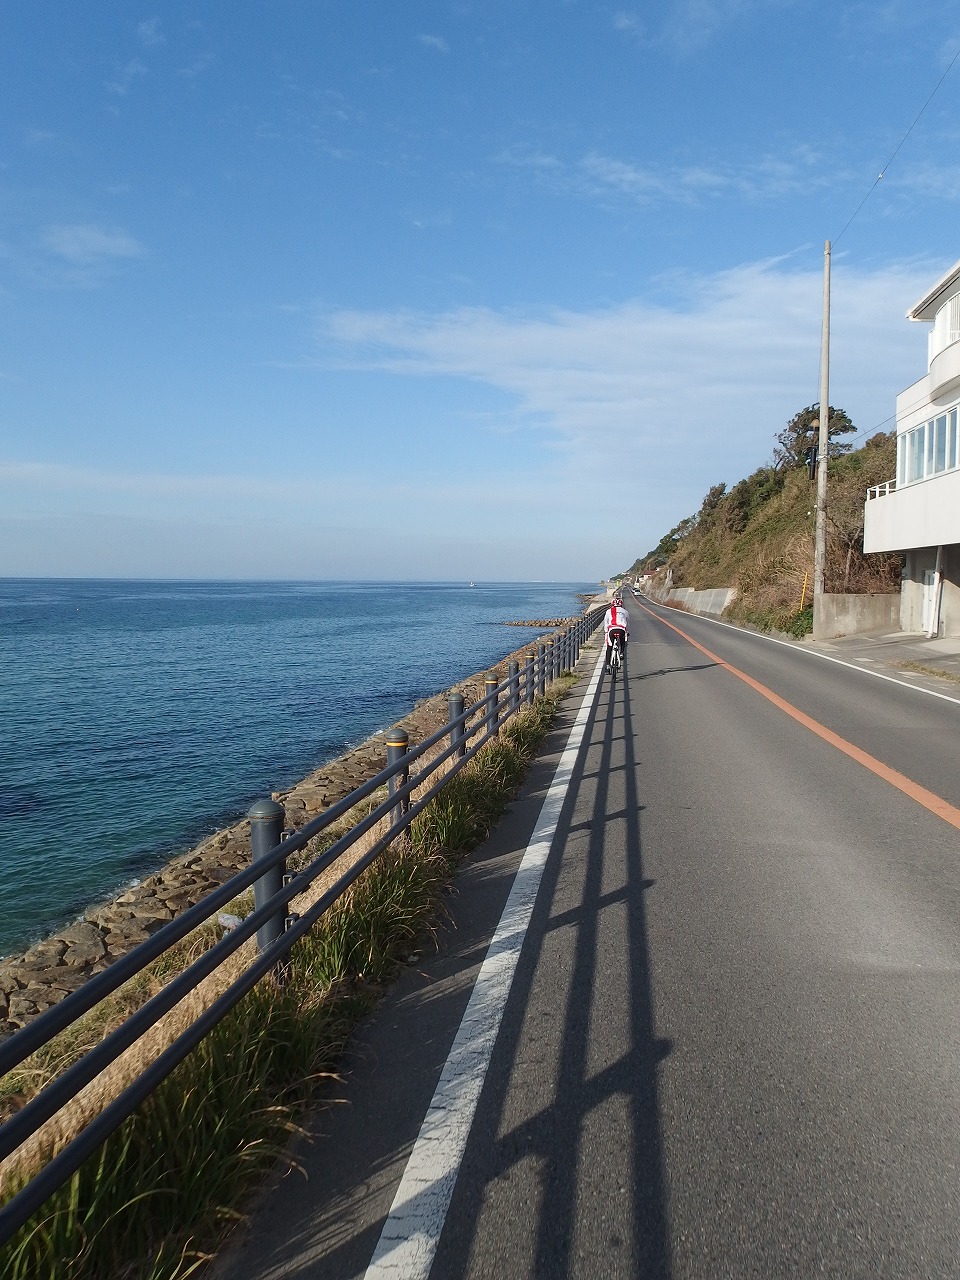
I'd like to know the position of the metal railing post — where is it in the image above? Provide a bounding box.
[509,660,520,714]
[537,644,546,697]
[448,692,466,759]
[387,729,410,830]
[249,799,287,956]
[524,654,534,705]
[485,674,500,737]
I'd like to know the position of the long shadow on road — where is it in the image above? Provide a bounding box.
[434,666,673,1278]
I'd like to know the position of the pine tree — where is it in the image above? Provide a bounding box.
[773,404,856,471]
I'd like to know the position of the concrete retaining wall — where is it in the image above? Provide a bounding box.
[662,586,737,618]
[812,592,901,640]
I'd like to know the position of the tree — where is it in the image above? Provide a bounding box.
[773,404,856,471]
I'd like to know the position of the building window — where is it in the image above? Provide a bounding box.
[907,423,925,482]
[899,400,960,485]
[935,415,948,472]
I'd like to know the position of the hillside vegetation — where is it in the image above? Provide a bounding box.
[624,410,903,637]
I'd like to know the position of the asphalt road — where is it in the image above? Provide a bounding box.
[215,598,960,1279]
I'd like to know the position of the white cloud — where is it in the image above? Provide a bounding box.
[418,34,450,53]
[612,11,645,36]
[0,458,534,516]
[137,18,165,48]
[42,223,143,266]
[106,58,148,96]
[494,143,564,173]
[23,128,57,146]
[610,0,802,57]
[176,53,215,78]
[496,143,828,207]
[316,255,939,504]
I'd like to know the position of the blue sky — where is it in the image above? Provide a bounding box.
[1,1,958,581]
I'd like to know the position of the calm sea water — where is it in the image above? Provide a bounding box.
[0,579,591,958]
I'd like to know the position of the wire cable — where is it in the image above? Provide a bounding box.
[834,41,960,246]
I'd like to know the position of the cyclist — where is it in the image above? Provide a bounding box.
[603,597,629,669]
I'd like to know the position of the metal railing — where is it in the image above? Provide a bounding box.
[0,606,605,1244]
[866,479,896,500]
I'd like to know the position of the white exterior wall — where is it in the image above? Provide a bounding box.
[864,468,960,552]
[863,301,960,556]
[863,267,960,636]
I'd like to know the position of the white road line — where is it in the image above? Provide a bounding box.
[363,644,607,1280]
[638,599,960,708]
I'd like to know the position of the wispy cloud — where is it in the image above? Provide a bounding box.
[494,143,565,173]
[0,458,533,522]
[106,58,148,96]
[418,34,450,53]
[612,11,645,37]
[42,223,143,266]
[23,128,58,146]
[495,143,827,206]
[611,0,799,57]
[176,53,215,78]
[316,257,939,498]
[137,18,165,48]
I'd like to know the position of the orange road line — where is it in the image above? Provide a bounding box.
[635,599,960,832]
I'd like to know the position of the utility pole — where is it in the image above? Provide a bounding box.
[813,240,831,623]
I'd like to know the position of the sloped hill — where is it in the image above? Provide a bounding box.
[625,431,901,636]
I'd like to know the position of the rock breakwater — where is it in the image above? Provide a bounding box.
[503,616,574,628]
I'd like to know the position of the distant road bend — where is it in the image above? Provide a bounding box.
[218,595,960,1280]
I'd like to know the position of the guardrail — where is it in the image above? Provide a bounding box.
[0,606,605,1245]
[866,479,896,500]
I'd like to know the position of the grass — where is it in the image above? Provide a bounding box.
[0,678,575,1280]
[733,604,813,638]
[896,661,960,685]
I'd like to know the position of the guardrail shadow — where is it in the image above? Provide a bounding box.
[631,661,718,680]
[433,656,673,1277]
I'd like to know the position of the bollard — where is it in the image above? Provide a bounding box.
[485,674,500,737]
[524,654,534,705]
[509,660,520,714]
[386,729,410,830]
[537,644,546,698]
[249,799,287,957]
[448,692,466,759]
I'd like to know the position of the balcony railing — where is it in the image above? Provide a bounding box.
[866,480,896,500]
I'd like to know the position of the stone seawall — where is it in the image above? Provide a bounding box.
[0,620,583,1037]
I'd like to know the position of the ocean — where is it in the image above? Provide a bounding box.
[0,579,592,958]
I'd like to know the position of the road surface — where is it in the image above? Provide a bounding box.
[215,597,960,1279]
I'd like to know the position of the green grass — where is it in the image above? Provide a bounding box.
[0,680,574,1280]
[733,604,813,638]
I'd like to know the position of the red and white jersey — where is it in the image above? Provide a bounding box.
[603,603,629,640]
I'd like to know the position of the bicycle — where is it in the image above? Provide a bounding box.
[608,634,623,679]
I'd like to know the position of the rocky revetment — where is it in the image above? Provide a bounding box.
[0,622,584,1038]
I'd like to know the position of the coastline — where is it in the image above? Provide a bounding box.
[0,612,593,1036]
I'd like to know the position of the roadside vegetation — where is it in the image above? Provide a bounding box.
[623,407,903,636]
[0,679,575,1280]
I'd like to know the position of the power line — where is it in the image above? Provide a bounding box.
[833,40,960,246]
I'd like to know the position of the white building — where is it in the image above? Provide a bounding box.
[863,259,960,636]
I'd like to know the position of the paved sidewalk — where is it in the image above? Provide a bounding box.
[798,628,960,695]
